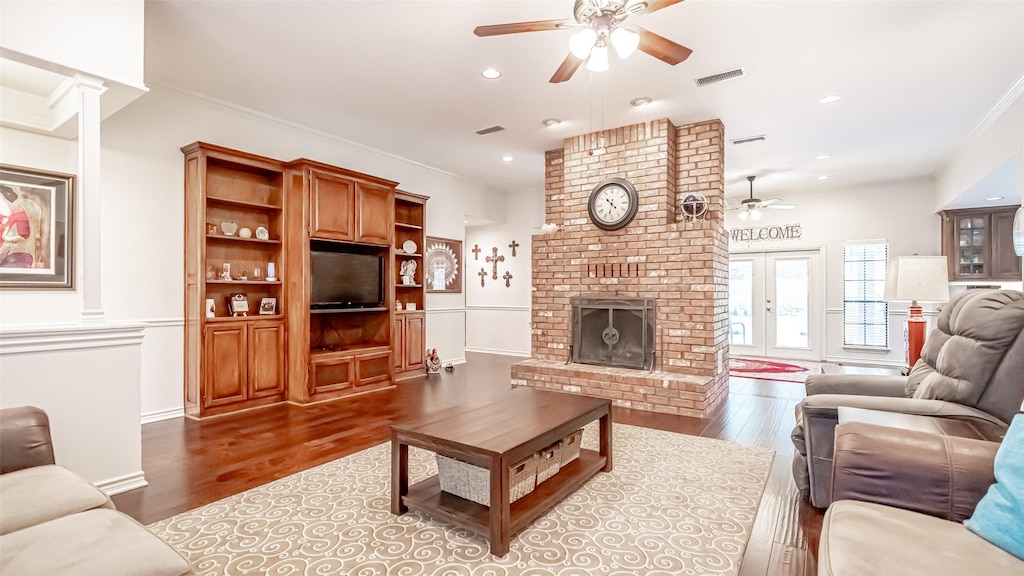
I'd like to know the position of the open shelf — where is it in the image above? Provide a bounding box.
[396,222,423,230]
[206,280,282,286]
[309,306,388,314]
[206,196,282,211]
[402,449,606,537]
[206,234,282,246]
[206,314,284,323]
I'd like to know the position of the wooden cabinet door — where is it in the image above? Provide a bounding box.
[404,313,425,370]
[393,316,405,371]
[354,350,392,388]
[249,321,285,399]
[990,208,1023,280]
[355,182,393,245]
[309,355,353,395]
[310,170,355,241]
[203,324,248,408]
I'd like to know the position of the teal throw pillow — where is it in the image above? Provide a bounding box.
[965,413,1024,560]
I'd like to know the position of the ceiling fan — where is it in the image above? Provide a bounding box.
[726,176,797,221]
[474,0,693,83]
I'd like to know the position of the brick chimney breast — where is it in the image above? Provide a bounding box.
[512,118,730,417]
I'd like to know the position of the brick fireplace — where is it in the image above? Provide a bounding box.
[510,118,730,417]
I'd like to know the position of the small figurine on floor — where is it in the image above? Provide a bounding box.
[425,348,441,375]
[444,363,455,373]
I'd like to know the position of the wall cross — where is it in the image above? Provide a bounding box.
[478,268,487,288]
[472,244,481,260]
[508,240,519,257]
[503,271,513,287]
[486,247,505,280]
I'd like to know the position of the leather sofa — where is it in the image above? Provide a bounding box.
[0,406,192,576]
[792,288,1024,508]
[818,417,1022,575]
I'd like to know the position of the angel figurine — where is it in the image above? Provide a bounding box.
[401,259,417,285]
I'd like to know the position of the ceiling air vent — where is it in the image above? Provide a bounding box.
[730,134,767,145]
[694,67,746,87]
[475,125,506,135]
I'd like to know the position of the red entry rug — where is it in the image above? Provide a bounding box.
[729,357,821,383]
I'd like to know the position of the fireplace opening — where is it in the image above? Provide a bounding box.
[571,298,656,370]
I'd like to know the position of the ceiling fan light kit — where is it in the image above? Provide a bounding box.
[474,0,690,83]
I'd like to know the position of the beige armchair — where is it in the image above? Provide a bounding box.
[791,289,1024,508]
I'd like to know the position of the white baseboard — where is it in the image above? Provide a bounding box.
[465,347,531,358]
[96,471,148,496]
[141,407,185,424]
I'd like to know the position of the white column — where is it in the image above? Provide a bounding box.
[75,74,107,323]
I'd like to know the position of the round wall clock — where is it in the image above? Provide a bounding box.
[588,178,639,231]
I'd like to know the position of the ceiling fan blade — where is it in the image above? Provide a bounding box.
[634,27,693,65]
[766,204,797,209]
[760,198,781,206]
[641,0,688,15]
[550,53,584,83]
[474,19,572,37]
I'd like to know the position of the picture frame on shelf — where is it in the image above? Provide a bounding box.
[0,165,76,290]
[228,293,249,316]
[259,297,277,315]
[425,236,463,293]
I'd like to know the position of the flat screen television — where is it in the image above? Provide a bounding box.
[310,247,384,310]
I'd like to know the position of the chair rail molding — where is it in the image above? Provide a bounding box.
[0,322,145,354]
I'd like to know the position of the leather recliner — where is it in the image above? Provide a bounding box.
[791,288,1024,508]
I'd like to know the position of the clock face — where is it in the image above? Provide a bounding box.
[588,178,638,230]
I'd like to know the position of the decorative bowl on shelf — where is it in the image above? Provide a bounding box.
[220,221,238,236]
[403,240,417,254]
[239,227,253,239]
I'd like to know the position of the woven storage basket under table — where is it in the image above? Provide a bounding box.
[436,453,539,506]
[559,429,584,467]
[534,442,562,484]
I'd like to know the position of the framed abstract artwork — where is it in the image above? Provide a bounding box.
[425,236,463,293]
[0,165,75,290]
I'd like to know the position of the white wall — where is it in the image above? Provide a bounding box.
[725,178,942,366]
[0,0,145,89]
[465,189,545,356]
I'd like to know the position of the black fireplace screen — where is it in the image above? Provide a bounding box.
[571,298,656,370]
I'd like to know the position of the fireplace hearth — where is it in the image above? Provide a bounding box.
[572,297,656,370]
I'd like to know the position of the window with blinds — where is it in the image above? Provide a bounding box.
[844,241,888,348]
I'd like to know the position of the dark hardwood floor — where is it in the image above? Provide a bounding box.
[113,352,823,576]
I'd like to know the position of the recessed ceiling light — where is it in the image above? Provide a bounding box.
[815,154,831,160]
[818,95,841,104]
[986,196,1005,201]
[542,118,561,127]
[502,156,513,162]
[630,96,653,107]
[481,68,501,79]
[817,175,830,180]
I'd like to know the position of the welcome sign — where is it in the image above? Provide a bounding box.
[729,223,803,242]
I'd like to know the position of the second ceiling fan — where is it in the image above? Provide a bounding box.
[474,0,693,83]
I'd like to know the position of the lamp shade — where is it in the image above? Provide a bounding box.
[883,256,950,303]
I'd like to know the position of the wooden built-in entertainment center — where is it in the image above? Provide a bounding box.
[182,142,427,418]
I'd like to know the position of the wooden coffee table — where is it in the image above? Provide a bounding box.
[391,387,612,556]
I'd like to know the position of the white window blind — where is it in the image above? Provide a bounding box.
[843,241,888,348]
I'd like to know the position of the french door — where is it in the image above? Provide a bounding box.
[728,250,823,360]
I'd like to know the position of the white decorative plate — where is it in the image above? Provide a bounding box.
[402,240,417,254]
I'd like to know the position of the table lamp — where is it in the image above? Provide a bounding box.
[884,256,950,370]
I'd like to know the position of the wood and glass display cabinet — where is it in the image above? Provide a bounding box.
[182,142,287,418]
[940,206,1022,281]
[393,190,428,382]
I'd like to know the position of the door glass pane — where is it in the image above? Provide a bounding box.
[729,261,753,345]
[775,258,808,348]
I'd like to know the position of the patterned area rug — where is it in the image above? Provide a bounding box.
[729,357,823,383]
[148,424,774,575]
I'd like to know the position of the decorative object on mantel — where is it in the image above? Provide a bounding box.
[884,255,950,371]
[486,247,505,280]
[503,271,513,287]
[472,244,481,260]
[400,259,418,285]
[540,222,561,234]
[478,268,487,288]
[0,165,75,290]
[679,192,708,221]
[424,348,441,375]
[509,240,520,257]
[425,236,462,293]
